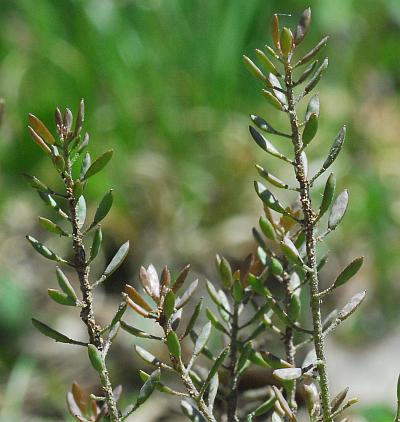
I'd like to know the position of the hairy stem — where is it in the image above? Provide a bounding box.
[226,302,240,422]
[61,141,120,421]
[284,64,332,421]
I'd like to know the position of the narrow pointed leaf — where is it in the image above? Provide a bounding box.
[182,299,203,340]
[176,279,198,309]
[256,164,292,189]
[304,58,329,94]
[37,191,68,219]
[83,149,113,179]
[23,174,49,192]
[295,36,329,67]
[90,189,113,229]
[319,173,336,218]
[172,264,191,293]
[166,331,181,359]
[28,126,51,155]
[243,55,266,82]
[218,257,232,288]
[193,322,212,357]
[87,344,105,373]
[38,217,69,236]
[272,14,280,50]
[55,267,77,300]
[249,126,292,163]
[163,291,176,321]
[334,257,364,288]
[76,196,86,229]
[101,241,129,279]
[32,318,85,345]
[90,226,102,261]
[331,387,349,413]
[254,182,286,214]
[261,89,284,110]
[135,369,160,408]
[302,113,318,146]
[124,284,153,311]
[294,7,311,45]
[273,367,302,381]
[250,114,282,136]
[306,95,320,120]
[272,386,295,421]
[29,114,56,145]
[268,74,287,106]
[253,395,276,417]
[181,401,206,422]
[48,289,76,306]
[200,347,229,396]
[26,236,65,262]
[255,49,279,76]
[259,216,276,240]
[338,291,366,321]
[312,126,347,182]
[280,27,293,58]
[120,321,161,340]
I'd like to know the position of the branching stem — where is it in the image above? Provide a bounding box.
[61,139,120,421]
[284,63,332,422]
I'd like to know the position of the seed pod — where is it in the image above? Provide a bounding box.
[255,49,280,76]
[319,173,336,218]
[28,114,56,145]
[280,27,293,58]
[295,36,329,67]
[166,331,181,359]
[333,257,364,288]
[243,55,266,82]
[328,190,349,230]
[87,344,105,373]
[272,14,280,50]
[163,291,176,321]
[90,226,102,261]
[294,7,311,45]
[302,113,318,147]
[261,89,285,111]
[28,126,51,155]
[56,267,77,300]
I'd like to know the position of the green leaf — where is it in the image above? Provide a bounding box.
[56,267,77,299]
[295,36,329,67]
[89,189,113,229]
[175,279,198,309]
[232,279,244,303]
[135,345,170,369]
[90,226,102,261]
[181,299,203,339]
[193,322,212,357]
[80,152,91,179]
[271,257,283,276]
[249,126,292,163]
[38,217,69,237]
[319,173,336,219]
[255,164,292,189]
[32,318,85,345]
[259,351,293,369]
[163,291,176,321]
[76,195,86,229]
[261,89,284,111]
[312,126,346,182]
[37,191,68,219]
[166,331,181,359]
[333,257,364,288]
[259,216,276,240]
[305,95,320,120]
[206,280,222,307]
[272,386,295,421]
[73,180,85,198]
[28,126,51,155]
[243,55,266,82]
[254,182,286,214]
[328,190,349,230]
[268,74,287,106]
[304,58,329,94]
[250,114,281,136]
[302,113,318,147]
[255,49,280,76]
[26,235,66,263]
[101,241,130,279]
[28,113,56,145]
[294,7,311,45]
[199,347,229,396]
[218,257,232,288]
[281,237,304,266]
[23,173,49,192]
[252,394,276,417]
[120,321,161,340]
[48,289,77,306]
[296,60,319,85]
[181,401,206,422]
[206,308,228,334]
[139,370,177,395]
[135,369,160,408]
[273,367,302,381]
[338,290,366,321]
[83,149,113,179]
[87,344,105,373]
[280,27,293,58]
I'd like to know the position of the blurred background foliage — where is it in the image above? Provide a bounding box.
[0,0,399,420]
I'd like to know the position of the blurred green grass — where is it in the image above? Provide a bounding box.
[1,0,400,419]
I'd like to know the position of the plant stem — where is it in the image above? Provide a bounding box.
[61,141,120,422]
[283,275,297,412]
[284,63,332,422]
[161,322,217,422]
[226,302,240,422]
